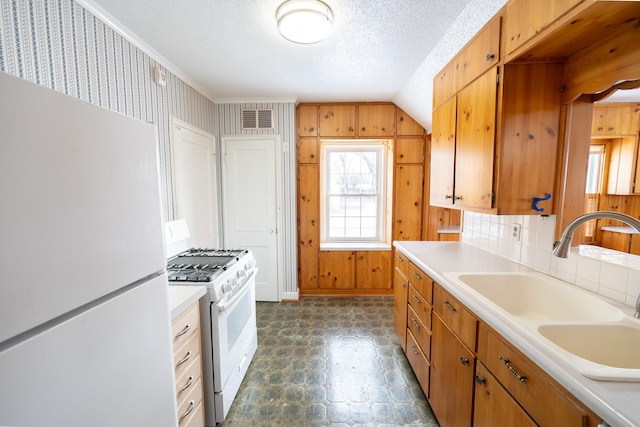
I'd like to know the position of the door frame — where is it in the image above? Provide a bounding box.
[220,134,283,302]
[169,116,220,247]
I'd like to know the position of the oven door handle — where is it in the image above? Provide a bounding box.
[217,269,258,312]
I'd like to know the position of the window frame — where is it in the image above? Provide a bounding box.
[319,140,389,245]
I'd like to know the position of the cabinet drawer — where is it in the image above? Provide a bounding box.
[394,251,410,278]
[181,401,204,427]
[478,326,586,427]
[432,284,477,351]
[407,304,431,360]
[406,329,430,397]
[174,330,202,379]
[177,377,203,426]
[408,284,431,331]
[176,353,203,400]
[172,302,200,350]
[408,263,432,303]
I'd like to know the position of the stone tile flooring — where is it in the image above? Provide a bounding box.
[221,297,439,427]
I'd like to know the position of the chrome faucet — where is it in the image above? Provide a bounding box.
[552,211,640,318]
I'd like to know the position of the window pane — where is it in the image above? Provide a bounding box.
[345,196,361,216]
[345,218,361,238]
[360,217,377,238]
[361,196,377,216]
[329,196,345,216]
[329,217,345,237]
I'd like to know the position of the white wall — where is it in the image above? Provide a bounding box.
[462,212,640,308]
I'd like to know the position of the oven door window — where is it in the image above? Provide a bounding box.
[226,288,253,349]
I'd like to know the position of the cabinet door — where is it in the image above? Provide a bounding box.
[298,105,318,136]
[355,250,391,290]
[318,251,355,289]
[430,97,457,207]
[429,314,475,427]
[358,104,395,137]
[298,165,319,290]
[600,230,631,253]
[454,14,501,93]
[395,137,425,164]
[607,137,638,195]
[393,267,409,351]
[455,67,497,210]
[474,362,536,427]
[297,137,318,164]
[393,164,424,241]
[593,105,640,136]
[319,105,356,137]
[396,108,425,136]
[505,0,584,55]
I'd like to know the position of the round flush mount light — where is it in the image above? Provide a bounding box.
[276,0,334,44]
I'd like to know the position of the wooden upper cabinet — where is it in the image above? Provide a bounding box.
[298,105,318,136]
[454,14,501,94]
[430,97,457,207]
[394,137,424,164]
[358,104,395,137]
[504,0,584,56]
[396,108,425,136]
[592,104,640,137]
[394,164,424,241]
[297,138,318,164]
[433,63,456,110]
[454,67,498,211]
[607,137,638,195]
[319,105,356,137]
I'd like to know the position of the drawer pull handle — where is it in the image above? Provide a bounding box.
[411,317,420,329]
[460,356,469,366]
[179,400,195,421]
[177,350,193,367]
[413,272,421,280]
[411,344,421,356]
[499,356,527,383]
[175,323,192,338]
[178,375,195,393]
[443,301,456,313]
[413,295,421,304]
[475,374,486,385]
[397,256,404,262]
[402,283,407,288]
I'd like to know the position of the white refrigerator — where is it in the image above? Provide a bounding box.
[0,72,178,426]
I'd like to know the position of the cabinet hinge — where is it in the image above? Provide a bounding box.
[492,192,496,204]
[496,71,501,85]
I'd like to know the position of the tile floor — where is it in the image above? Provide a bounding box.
[221,297,439,427]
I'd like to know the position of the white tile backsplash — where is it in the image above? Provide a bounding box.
[462,211,640,309]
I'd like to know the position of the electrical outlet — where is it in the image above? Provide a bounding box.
[511,223,522,242]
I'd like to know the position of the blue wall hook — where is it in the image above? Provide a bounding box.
[532,193,552,212]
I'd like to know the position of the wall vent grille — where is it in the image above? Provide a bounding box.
[242,109,273,129]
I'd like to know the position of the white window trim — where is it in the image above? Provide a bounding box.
[319,140,389,245]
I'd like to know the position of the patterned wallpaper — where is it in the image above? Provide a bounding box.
[0,0,217,220]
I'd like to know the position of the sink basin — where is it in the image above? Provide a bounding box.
[538,324,640,380]
[450,273,623,322]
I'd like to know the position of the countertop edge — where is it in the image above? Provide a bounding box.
[393,240,639,427]
[168,285,207,319]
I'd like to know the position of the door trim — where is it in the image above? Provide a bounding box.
[220,134,283,302]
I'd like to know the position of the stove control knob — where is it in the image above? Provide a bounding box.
[222,282,233,292]
[237,269,247,279]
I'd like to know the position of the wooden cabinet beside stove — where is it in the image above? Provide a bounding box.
[172,301,205,427]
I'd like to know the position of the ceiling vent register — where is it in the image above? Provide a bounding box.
[242,109,274,130]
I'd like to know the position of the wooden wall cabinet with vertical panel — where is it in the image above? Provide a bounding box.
[592,104,640,137]
[605,137,639,195]
[296,103,425,296]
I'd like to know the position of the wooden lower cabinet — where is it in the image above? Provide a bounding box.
[393,267,409,351]
[429,313,475,427]
[392,258,604,427]
[473,362,536,427]
[315,250,392,294]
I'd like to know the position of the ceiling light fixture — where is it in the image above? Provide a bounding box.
[276,0,334,44]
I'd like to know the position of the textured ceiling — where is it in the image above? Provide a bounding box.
[78,0,638,131]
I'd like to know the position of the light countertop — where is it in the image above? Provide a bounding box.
[167,285,207,319]
[601,226,640,235]
[394,240,640,427]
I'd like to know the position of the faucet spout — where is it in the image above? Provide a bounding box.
[552,211,640,258]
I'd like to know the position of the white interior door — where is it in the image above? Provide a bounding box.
[170,118,219,248]
[222,136,279,302]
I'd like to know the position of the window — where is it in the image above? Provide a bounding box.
[584,144,605,240]
[321,141,389,244]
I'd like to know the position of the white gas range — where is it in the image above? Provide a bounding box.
[168,248,258,426]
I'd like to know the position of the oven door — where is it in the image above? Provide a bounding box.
[210,269,258,420]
